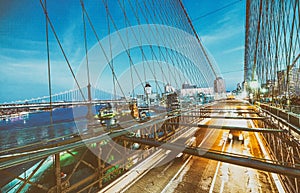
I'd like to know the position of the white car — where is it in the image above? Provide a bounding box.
[228,130,244,144]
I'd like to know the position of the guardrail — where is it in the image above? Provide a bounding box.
[255,102,300,193]
[259,102,300,115]
[257,103,300,134]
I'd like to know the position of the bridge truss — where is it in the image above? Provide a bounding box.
[1,104,300,193]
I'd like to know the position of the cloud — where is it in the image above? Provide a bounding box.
[0,57,74,89]
[199,2,245,46]
[1,37,47,49]
[0,47,41,56]
[200,24,243,45]
[222,45,244,54]
[60,11,85,66]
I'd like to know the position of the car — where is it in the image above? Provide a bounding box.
[138,110,151,122]
[228,130,244,144]
[226,95,235,100]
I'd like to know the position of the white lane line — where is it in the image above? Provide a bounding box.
[109,119,210,193]
[209,137,227,193]
[219,181,225,193]
[161,119,215,193]
[160,155,192,193]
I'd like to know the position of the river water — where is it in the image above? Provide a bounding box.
[0,105,103,151]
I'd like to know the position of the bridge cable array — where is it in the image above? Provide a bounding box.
[32,0,222,106]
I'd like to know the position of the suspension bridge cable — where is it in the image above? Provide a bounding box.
[123,0,135,98]
[138,0,178,87]
[102,0,163,95]
[135,1,147,84]
[106,0,117,100]
[170,1,202,85]
[132,0,180,88]
[222,69,244,74]
[39,0,86,102]
[81,1,92,102]
[123,0,177,91]
[160,0,200,85]
[44,0,53,124]
[118,0,166,92]
[156,0,199,86]
[153,0,188,85]
[173,0,212,86]
[179,0,218,81]
[192,0,243,22]
[80,0,128,100]
[148,0,187,85]
[164,0,205,86]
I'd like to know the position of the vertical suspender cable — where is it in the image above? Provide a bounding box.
[123,0,135,98]
[81,1,91,102]
[178,0,218,79]
[44,0,53,124]
[81,1,128,100]
[39,0,86,102]
[251,0,263,81]
[106,0,116,100]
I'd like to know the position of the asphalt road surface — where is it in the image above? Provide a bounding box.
[124,100,281,193]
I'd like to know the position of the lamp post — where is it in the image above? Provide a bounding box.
[145,83,152,106]
[260,87,268,102]
[249,80,259,104]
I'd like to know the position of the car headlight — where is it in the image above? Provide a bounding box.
[132,143,140,149]
[239,134,243,141]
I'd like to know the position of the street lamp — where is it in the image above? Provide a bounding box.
[249,80,259,89]
[145,83,152,106]
[249,80,259,104]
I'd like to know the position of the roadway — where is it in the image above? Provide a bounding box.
[0,100,286,192]
[117,100,282,193]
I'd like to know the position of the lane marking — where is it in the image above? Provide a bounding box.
[113,118,211,193]
[161,119,215,193]
[160,155,192,193]
[209,137,227,193]
[208,110,230,193]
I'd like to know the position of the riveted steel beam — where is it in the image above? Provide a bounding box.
[124,137,300,177]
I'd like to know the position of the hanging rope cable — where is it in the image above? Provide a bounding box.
[123,0,135,98]
[129,0,179,89]
[151,0,201,86]
[44,0,53,124]
[116,0,163,93]
[172,0,212,86]
[106,0,117,100]
[178,0,218,80]
[115,0,169,93]
[80,0,128,101]
[149,0,200,86]
[192,0,242,22]
[135,1,147,84]
[39,0,86,102]
[101,0,155,95]
[81,1,92,102]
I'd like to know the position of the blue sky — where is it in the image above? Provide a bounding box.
[0,0,246,103]
[183,0,246,90]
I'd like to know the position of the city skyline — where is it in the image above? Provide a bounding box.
[0,0,246,103]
